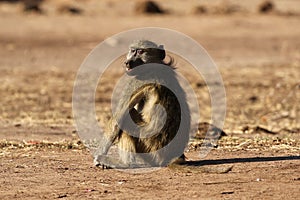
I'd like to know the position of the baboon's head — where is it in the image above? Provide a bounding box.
[124,40,167,71]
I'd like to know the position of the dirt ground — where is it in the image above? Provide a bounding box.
[0,0,299,199]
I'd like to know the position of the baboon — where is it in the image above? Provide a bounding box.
[94,40,191,168]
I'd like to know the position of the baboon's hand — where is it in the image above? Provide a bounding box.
[94,155,155,169]
[94,155,130,169]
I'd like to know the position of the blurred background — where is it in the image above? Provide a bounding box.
[0,0,299,141]
[1,1,299,198]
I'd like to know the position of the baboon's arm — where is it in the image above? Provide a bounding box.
[95,85,160,168]
[99,88,148,155]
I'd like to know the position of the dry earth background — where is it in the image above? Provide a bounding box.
[0,0,299,199]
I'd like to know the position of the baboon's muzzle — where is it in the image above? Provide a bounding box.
[125,58,145,71]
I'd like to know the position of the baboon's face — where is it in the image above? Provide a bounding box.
[125,47,147,71]
[124,40,166,72]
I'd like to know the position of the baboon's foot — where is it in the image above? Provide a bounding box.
[168,154,187,166]
[94,155,130,169]
[94,155,153,169]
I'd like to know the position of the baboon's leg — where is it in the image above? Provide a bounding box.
[118,132,138,165]
[94,130,137,169]
[95,85,162,168]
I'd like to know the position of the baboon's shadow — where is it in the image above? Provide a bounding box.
[185,155,300,166]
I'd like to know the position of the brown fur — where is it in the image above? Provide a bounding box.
[94,40,190,168]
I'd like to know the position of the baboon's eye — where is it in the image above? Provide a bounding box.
[130,48,136,53]
[137,49,144,54]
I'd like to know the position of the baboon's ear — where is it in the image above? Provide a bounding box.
[157,45,166,60]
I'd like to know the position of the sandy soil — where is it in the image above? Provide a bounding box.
[0,0,299,199]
